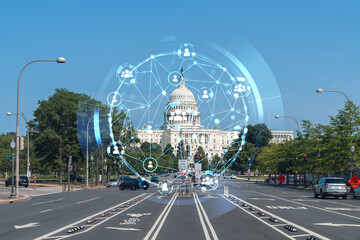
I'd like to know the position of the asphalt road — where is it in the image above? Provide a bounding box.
[1,179,360,240]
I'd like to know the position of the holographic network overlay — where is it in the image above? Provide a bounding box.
[104,43,262,194]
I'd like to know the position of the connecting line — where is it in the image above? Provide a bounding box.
[134,84,150,105]
[151,94,165,123]
[195,55,218,66]
[148,61,153,123]
[154,57,171,73]
[197,64,218,82]
[152,61,164,90]
[136,107,149,130]
[217,82,233,108]
[182,62,195,74]
[211,84,219,113]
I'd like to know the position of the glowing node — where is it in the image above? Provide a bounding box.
[116,63,137,85]
[150,55,155,59]
[178,43,196,60]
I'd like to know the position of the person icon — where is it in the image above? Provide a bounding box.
[113,146,119,155]
[148,161,153,169]
[161,183,168,192]
[202,90,209,99]
[172,75,178,82]
[112,95,117,103]
[183,48,190,57]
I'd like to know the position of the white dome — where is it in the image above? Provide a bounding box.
[169,76,196,102]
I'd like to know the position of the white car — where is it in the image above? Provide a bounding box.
[224,174,237,179]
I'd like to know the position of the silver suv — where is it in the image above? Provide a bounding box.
[314,177,347,199]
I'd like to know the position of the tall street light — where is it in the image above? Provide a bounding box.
[275,115,300,133]
[86,113,110,186]
[7,112,30,178]
[14,58,66,198]
[316,88,354,176]
[10,139,16,198]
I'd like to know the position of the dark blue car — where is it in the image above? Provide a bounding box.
[136,178,149,190]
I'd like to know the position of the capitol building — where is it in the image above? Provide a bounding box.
[136,74,239,160]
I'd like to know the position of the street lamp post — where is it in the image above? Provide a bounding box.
[90,155,94,187]
[86,114,110,186]
[7,112,30,178]
[316,88,354,176]
[275,115,300,133]
[14,58,65,198]
[10,139,16,198]
[351,146,355,177]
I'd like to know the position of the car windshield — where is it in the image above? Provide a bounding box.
[325,179,346,183]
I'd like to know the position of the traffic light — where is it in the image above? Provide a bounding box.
[194,154,198,162]
[199,154,203,159]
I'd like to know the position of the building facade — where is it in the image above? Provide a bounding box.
[136,75,238,159]
[270,130,294,144]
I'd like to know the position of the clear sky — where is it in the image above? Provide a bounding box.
[1,0,360,136]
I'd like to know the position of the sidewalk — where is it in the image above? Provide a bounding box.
[0,193,31,204]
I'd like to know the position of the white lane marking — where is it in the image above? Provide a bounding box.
[292,234,312,238]
[193,193,211,240]
[106,227,141,231]
[252,191,360,221]
[227,194,331,240]
[292,199,320,202]
[15,222,40,229]
[35,193,150,240]
[248,198,275,201]
[40,209,53,213]
[324,207,360,211]
[194,193,219,240]
[150,193,178,240]
[266,206,307,210]
[143,193,178,240]
[313,222,360,227]
[220,195,295,240]
[32,198,64,205]
[76,197,100,204]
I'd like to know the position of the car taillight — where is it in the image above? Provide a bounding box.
[345,184,347,188]
[325,184,328,188]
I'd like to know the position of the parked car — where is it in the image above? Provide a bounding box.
[119,178,138,190]
[151,176,159,183]
[107,178,120,187]
[314,177,347,199]
[5,176,29,187]
[353,187,360,199]
[224,174,236,179]
[135,178,149,190]
[70,174,85,183]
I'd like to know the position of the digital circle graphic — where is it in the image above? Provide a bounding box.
[105,43,257,193]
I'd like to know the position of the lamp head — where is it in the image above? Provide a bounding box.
[275,115,280,118]
[316,88,323,93]
[56,57,66,63]
[6,112,12,116]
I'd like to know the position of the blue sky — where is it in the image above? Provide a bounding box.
[1,0,360,136]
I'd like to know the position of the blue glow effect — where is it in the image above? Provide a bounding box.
[93,109,102,146]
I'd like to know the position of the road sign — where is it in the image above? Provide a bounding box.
[178,160,188,170]
[5,154,12,159]
[348,174,360,189]
[277,174,285,183]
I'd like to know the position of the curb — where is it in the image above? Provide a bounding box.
[0,194,32,205]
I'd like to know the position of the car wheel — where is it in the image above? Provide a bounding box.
[143,187,148,190]
[353,194,357,199]
[120,185,124,190]
[5,183,8,187]
[335,196,339,199]
[131,185,136,190]
[25,185,28,188]
[314,190,318,198]
[342,195,347,200]
[320,190,325,199]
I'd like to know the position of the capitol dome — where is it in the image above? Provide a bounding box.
[169,76,196,102]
